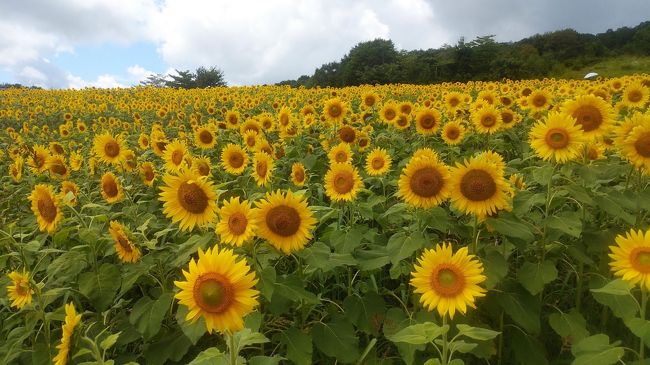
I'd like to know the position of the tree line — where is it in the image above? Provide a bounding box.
[277,21,650,87]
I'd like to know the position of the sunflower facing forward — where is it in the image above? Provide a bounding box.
[449,155,510,216]
[254,190,317,254]
[365,148,392,176]
[93,132,127,165]
[159,170,217,231]
[529,112,586,163]
[252,152,274,187]
[410,243,487,318]
[216,196,257,247]
[291,162,307,187]
[221,143,249,175]
[609,229,650,290]
[324,163,363,202]
[29,184,63,234]
[398,155,451,209]
[561,94,614,139]
[6,270,33,309]
[174,246,259,333]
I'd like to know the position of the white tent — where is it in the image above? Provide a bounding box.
[584,72,599,80]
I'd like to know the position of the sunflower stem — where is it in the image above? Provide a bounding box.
[641,289,648,361]
[228,331,238,365]
[540,163,557,262]
[441,315,449,365]
[471,215,479,255]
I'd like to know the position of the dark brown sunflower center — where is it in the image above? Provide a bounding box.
[155,140,167,153]
[256,160,268,178]
[52,144,64,155]
[246,136,256,147]
[177,181,209,214]
[228,115,238,125]
[635,132,650,158]
[631,247,650,273]
[50,161,67,176]
[335,151,347,163]
[628,90,643,103]
[358,138,369,147]
[171,150,184,165]
[384,109,396,120]
[104,140,120,158]
[35,154,46,168]
[587,147,599,160]
[501,112,513,124]
[329,105,342,118]
[293,168,305,183]
[197,162,210,176]
[573,105,602,132]
[481,115,496,127]
[532,95,547,107]
[333,171,354,194]
[410,167,443,198]
[545,128,570,149]
[446,126,460,139]
[449,97,460,107]
[266,205,300,237]
[102,178,118,198]
[228,212,248,235]
[199,130,213,144]
[143,167,154,181]
[339,127,355,143]
[37,195,57,222]
[228,152,244,168]
[193,273,234,314]
[460,169,497,201]
[397,115,408,127]
[420,115,436,129]
[401,105,412,114]
[431,265,465,297]
[117,235,133,252]
[364,96,375,106]
[371,157,385,170]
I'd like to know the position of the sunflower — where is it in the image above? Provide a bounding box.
[122,149,137,172]
[621,82,649,109]
[499,108,520,130]
[100,172,124,204]
[159,170,217,231]
[60,180,79,206]
[252,152,274,187]
[254,190,317,254]
[449,155,510,216]
[163,139,190,173]
[221,144,249,175]
[225,110,241,129]
[621,122,650,170]
[29,184,62,234]
[174,246,259,333]
[472,105,502,134]
[324,163,363,202]
[365,148,392,176]
[291,162,307,187]
[394,113,411,130]
[338,125,357,144]
[52,303,82,365]
[445,91,464,110]
[6,270,33,309]
[9,157,23,183]
[527,89,552,113]
[609,229,650,290]
[140,162,156,186]
[216,197,257,246]
[137,133,150,150]
[415,108,442,135]
[323,98,347,124]
[380,102,399,124]
[28,144,50,174]
[192,126,215,149]
[69,150,83,171]
[47,154,70,180]
[109,221,141,263]
[529,112,586,163]
[441,120,466,145]
[193,156,212,177]
[151,136,168,157]
[410,243,487,319]
[398,156,451,208]
[50,142,65,156]
[93,132,127,165]
[328,142,353,164]
[561,94,614,139]
[277,106,292,129]
[242,130,261,151]
[361,92,380,109]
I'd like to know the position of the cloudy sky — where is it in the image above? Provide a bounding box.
[1,0,648,88]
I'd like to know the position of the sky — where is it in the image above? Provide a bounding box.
[1,0,648,88]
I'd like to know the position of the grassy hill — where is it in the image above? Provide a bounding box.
[551,55,650,79]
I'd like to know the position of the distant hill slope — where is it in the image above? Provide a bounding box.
[551,55,650,79]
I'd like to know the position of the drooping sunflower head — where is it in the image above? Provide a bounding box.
[60,180,79,206]
[100,172,124,204]
[254,190,317,254]
[93,132,127,165]
[159,170,218,232]
[28,144,50,174]
[29,184,62,234]
[291,162,307,187]
[472,105,502,134]
[324,163,363,202]
[365,147,392,176]
[609,229,650,290]
[216,196,257,247]
[7,270,33,309]
[449,155,510,217]
[140,162,156,186]
[174,246,259,334]
[398,155,451,209]
[410,243,487,319]
[47,154,70,180]
[221,143,249,175]
[415,108,442,135]
[441,120,466,145]
[529,112,586,163]
[561,94,614,139]
[109,221,141,263]
[52,302,82,365]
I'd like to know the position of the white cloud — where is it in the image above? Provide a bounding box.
[127,65,156,83]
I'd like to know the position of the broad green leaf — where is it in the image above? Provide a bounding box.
[483,249,508,289]
[258,266,276,301]
[591,279,634,296]
[233,328,269,353]
[143,330,192,365]
[280,327,312,365]
[387,322,449,345]
[176,305,206,345]
[312,320,360,363]
[187,348,227,365]
[248,355,285,365]
[447,339,477,353]
[594,195,636,225]
[274,275,320,304]
[532,165,554,186]
[496,286,541,334]
[387,231,426,265]
[129,293,173,340]
[571,334,624,365]
[517,261,558,295]
[354,245,390,271]
[549,310,589,343]
[486,214,535,243]
[512,333,549,365]
[455,324,500,341]
[624,317,650,347]
[100,332,120,351]
[343,292,386,335]
[78,263,121,311]
[546,211,582,238]
[171,233,214,268]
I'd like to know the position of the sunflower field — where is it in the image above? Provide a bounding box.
[1,75,650,365]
